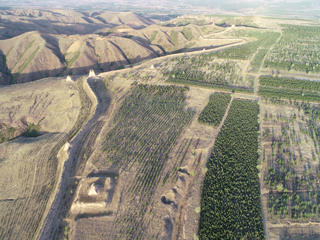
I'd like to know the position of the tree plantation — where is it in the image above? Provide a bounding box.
[99,84,195,239]
[198,93,231,126]
[261,99,320,229]
[265,25,320,73]
[199,99,264,239]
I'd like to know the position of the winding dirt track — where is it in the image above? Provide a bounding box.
[36,77,110,240]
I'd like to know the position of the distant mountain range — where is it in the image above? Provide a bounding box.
[0,9,228,84]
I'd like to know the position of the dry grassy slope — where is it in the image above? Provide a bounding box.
[111,37,162,63]
[0,31,66,84]
[170,29,189,45]
[67,39,99,76]
[152,30,175,52]
[107,24,136,33]
[198,23,224,35]
[0,77,81,240]
[142,24,205,52]
[182,24,203,39]
[0,77,80,135]
[97,12,154,27]
[0,10,154,40]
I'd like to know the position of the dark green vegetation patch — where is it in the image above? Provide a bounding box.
[198,93,231,126]
[100,84,195,239]
[199,99,264,239]
[260,76,320,91]
[259,76,320,102]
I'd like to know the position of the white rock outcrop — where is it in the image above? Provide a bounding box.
[88,183,103,196]
[66,75,72,82]
[89,69,95,77]
[64,142,71,151]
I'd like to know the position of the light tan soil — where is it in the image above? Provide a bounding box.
[260,102,320,240]
[0,77,81,240]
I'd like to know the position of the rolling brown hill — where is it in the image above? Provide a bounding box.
[0,11,242,85]
[0,9,154,40]
[0,31,164,84]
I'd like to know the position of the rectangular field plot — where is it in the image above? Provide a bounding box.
[198,92,231,126]
[259,76,320,102]
[264,25,320,74]
[199,99,264,239]
[161,54,254,93]
[95,84,195,239]
[261,100,320,238]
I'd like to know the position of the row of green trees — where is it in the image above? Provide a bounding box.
[166,78,254,93]
[258,85,320,102]
[264,60,320,73]
[250,49,268,72]
[198,93,231,126]
[260,76,320,91]
[199,99,264,239]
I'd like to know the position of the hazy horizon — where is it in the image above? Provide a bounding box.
[1,0,320,20]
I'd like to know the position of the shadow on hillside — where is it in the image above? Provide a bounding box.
[0,52,159,84]
[0,36,245,85]
[0,48,11,84]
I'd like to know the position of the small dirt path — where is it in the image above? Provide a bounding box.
[201,25,235,38]
[174,97,234,240]
[36,77,111,240]
[254,31,283,96]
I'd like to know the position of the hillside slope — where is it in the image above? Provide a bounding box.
[0,76,84,240]
[0,32,164,84]
[0,10,154,39]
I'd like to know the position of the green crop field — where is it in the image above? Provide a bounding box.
[213,32,279,60]
[199,99,264,239]
[198,93,231,126]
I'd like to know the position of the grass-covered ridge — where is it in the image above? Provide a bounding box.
[198,93,231,126]
[11,46,41,84]
[199,99,264,239]
[149,30,158,43]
